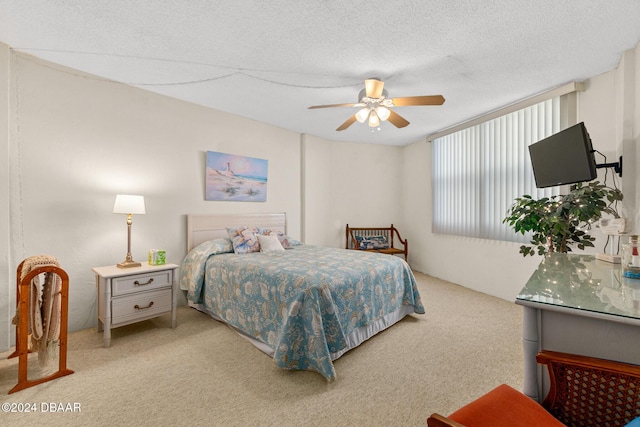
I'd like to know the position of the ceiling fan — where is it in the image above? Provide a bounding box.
[308,78,445,131]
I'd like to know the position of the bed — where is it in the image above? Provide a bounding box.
[179,213,424,381]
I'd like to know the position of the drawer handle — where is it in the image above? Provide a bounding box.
[134,278,154,286]
[134,301,154,310]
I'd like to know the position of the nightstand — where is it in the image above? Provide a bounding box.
[92,263,179,348]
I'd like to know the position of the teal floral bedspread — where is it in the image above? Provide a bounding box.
[179,239,424,381]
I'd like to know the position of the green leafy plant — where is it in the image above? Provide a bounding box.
[503,181,623,256]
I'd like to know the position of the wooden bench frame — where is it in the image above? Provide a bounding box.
[345,224,408,261]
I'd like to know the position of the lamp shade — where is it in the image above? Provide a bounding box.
[113,195,146,214]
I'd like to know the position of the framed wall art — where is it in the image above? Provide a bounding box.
[205,151,268,202]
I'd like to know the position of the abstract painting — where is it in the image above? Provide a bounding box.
[205,151,268,202]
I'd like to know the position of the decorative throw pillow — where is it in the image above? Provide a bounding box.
[258,228,293,249]
[257,234,285,252]
[226,226,260,254]
[355,235,390,250]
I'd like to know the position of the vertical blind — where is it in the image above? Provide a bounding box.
[432,97,562,242]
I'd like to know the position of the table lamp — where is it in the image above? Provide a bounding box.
[113,194,145,268]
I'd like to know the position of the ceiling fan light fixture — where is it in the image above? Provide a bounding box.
[368,110,380,127]
[355,107,370,123]
[307,78,444,132]
[375,106,390,121]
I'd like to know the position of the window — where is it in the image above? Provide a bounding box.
[432,97,566,242]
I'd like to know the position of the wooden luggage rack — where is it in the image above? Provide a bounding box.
[7,258,74,394]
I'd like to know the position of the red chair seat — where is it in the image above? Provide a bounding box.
[448,384,565,427]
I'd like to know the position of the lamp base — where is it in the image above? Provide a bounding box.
[117,259,142,269]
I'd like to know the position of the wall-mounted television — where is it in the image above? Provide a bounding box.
[528,122,597,188]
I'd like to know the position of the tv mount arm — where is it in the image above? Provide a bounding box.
[596,155,622,177]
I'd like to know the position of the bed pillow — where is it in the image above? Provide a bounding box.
[258,228,293,249]
[178,238,233,297]
[226,226,260,254]
[355,235,390,250]
[257,234,285,252]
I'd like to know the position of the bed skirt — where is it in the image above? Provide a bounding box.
[188,300,416,361]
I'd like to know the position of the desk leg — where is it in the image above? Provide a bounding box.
[521,306,540,401]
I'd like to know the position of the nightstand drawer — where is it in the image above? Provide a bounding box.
[111,288,172,326]
[112,270,172,296]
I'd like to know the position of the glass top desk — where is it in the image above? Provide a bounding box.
[515,253,640,401]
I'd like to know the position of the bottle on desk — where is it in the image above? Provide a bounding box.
[623,235,640,279]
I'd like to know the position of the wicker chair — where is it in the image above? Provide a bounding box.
[427,350,640,427]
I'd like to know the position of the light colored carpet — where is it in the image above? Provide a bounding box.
[0,272,523,426]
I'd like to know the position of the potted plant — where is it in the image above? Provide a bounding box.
[503,181,623,256]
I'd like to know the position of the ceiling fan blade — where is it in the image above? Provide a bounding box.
[391,95,445,107]
[336,115,357,131]
[387,110,410,128]
[365,79,384,98]
[308,103,356,109]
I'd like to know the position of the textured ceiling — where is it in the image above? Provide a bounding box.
[2,1,640,146]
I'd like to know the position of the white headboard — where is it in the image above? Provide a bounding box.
[187,213,287,251]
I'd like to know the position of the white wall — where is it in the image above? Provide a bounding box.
[404,43,639,301]
[1,45,406,352]
[3,40,639,351]
[636,45,640,228]
[302,133,404,247]
[614,45,640,228]
[402,140,542,300]
[0,44,10,352]
[1,48,304,350]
